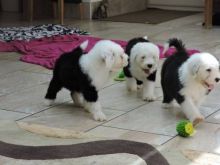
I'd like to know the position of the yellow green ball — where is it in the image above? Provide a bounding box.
[176,120,194,137]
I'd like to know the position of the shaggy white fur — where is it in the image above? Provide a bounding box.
[45,40,128,121]
[127,42,160,101]
[79,40,128,121]
[179,53,220,124]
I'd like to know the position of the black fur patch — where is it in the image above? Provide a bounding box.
[161,38,188,104]
[147,70,157,82]
[45,46,98,102]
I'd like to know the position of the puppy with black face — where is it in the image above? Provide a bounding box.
[161,38,220,125]
[45,40,128,121]
[123,37,160,101]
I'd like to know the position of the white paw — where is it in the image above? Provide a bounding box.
[137,84,143,90]
[162,103,173,109]
[142,95,156,102]
[127,86,137,92]
[191,115,204,126]
[74,102,84,108]
[93,110,107,121]
[44,99,54,106]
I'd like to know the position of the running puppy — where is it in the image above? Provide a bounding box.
[161,38,220,125]
[45,40,128,121]
[123,37,160,101]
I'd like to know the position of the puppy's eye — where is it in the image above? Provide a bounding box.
[206,68,211,72]
[141,56,145,59]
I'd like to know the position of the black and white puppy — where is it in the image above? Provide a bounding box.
[45,40,128,121]
[123,37,160,101]
[161,38,220,125]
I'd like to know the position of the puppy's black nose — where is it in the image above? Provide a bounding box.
[147,64,153,68]
[215,78,220,82]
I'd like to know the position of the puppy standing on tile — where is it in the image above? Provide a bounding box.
[161,38,220,125]
[45,40,128,121]
[123,37,160,101]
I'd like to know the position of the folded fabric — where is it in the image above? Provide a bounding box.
[0,34,200,69]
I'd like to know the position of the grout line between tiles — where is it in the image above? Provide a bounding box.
[15,100,71,121]
[0,108,31,114]
[85,103,148,132]
[204,108,220,119]
[204,121,220,125]
[101,125,174,138]
[160,135,177,146]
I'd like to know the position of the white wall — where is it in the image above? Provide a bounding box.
[148,0,204,11]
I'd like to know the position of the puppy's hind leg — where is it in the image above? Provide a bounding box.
[162,94,174,109]
[71,92,84,107]
[126,77,137,91]
[82,88,106,121]
[45,77,62,106]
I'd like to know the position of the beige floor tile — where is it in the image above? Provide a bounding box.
[87,126,172,145]
[202,86,220,110]
[22,65,53,75]
[0,60,33,76]
[0,83,71,114]
[0,109,28,120]
[206,110,220,124]
[162,122,220,154]
[0,52,21,61]
[0,71,51,95]
[99,82,162,111]
[159,148,197,165]
[104,100,184,136]
[21,103,125,132]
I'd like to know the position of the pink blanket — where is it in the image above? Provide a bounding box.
[0,34,199,69]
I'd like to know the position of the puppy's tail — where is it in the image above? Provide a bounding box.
[163,38,187,55]
[80,40,89,51]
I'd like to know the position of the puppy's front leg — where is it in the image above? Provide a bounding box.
[126,77,137,91]
[84,101,106,121]
[180,97,204,126]
[142,80,156,101]
[82,88,106,121]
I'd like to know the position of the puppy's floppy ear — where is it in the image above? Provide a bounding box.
[130,53,138,63]
[191,63,200,76]
[101,50,114,69]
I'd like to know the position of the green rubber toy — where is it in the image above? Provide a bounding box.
[114,70,125,81]
[176,120,194,137]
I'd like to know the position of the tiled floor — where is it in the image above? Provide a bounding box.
[1,12,220,163]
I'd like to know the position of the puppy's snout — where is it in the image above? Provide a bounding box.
[215,78,220,83]
[147,64,153,68]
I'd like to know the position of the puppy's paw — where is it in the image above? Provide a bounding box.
[142,95,156,102]
[44,99,54,106]
[127,86,137,92]
[162,103,173,109]
[192,116,204,126]
[137,84,143,90]
[74,102,84,108]
[93,110,107,122]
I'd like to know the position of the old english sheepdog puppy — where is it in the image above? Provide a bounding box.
[123,37,160,101]
[45,40,128,121]
[161,38,220,125]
